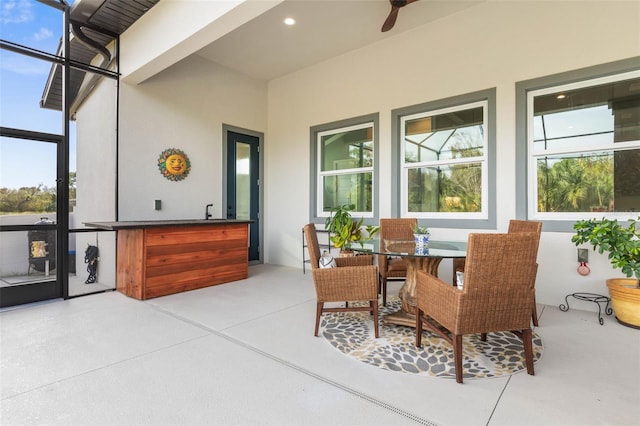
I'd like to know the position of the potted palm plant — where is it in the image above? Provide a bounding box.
[572,216,640,328]
[325,205,379,255]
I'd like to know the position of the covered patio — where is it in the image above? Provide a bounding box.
[2,264,638,425]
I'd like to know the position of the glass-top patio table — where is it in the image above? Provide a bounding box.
[351,239,467,327]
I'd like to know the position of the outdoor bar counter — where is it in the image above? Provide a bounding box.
[85,220,252,300]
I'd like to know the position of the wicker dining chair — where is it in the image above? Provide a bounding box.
[508,220,543,326]
[452,219,542,326]
[415,232,539,383]
[303,224,380,338]
[378,218,417,306]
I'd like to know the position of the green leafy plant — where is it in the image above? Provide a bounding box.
[324,205,354,236]
[572,216,640,281]
[412,223,430,235]
[325,204,379,250]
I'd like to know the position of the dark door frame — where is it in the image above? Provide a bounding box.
[222,124,263,265]
[0,128,66,307]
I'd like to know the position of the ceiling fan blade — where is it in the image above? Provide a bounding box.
[381,0,419,32]
[381,6,400,32]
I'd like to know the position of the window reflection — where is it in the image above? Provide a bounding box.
[319,123,374,214]
[536,149,640,213]
[404,107,484,163]
[321,127,373,171]
[407,164,482,213]
[531,74,640,214]
[533,77,640,147]
[323,172,373,213]
[401,103,487,216]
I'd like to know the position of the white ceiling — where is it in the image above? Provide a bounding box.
[195,0,483,81]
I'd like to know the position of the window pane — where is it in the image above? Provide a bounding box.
[0,1,66,132]
[235,142,250,220]
[322,172,373,212]
[0,137,57,223]
[0,50,62,133]
[536,149,640,213]
[533,106,614,152]
[0,137,58,291]
[0,1,62,55]
[321,127,373,171]
[529,72,640,217]
[404,107,484,163]
[533,76,640,153]
[407,163,482,213]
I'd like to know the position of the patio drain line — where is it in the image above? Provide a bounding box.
[150,304,439,426]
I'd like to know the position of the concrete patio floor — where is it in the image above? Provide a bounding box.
[1,264,638,425]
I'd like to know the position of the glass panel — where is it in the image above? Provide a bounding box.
[0,1,65,304]
[0,230,56,288]
[533,106,614,152]
[0,0,66,132]
[70,52,117,297]
[533,76,640,153]
[321,127,373,171]
[73,74,115,228]
[70,230,116,296]
[235,142,250,220]
[0,1,63,54]
[0,136,59,290]
[0,50,63,133]
[28,221,56,275]
[322,172,373,212]
[407,163,482,212]
[0,137,57,224]
[404,107,484,163]
[536,149,640,213]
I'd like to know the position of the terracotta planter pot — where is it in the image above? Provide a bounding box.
[607,278,640,329]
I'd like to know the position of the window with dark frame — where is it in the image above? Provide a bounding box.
[312,118,377,220]
[527,71,640,219]
[400,101,488,219]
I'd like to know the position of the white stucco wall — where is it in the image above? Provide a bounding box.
[74,75,118,286]
[120,0,282,85]
[264,1,640,308]
[118,55,268,221]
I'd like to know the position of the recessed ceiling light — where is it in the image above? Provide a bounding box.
[284,17,296,26]
[556,94,566,99]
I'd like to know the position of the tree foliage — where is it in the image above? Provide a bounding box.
[538,155,613,212]
[407,136,482,213]
[572,216,640,280]
[0,172,76,213]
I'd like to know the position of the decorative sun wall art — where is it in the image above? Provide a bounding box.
[157,148,191,181]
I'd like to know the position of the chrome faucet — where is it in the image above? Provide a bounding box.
[205,204,213,220]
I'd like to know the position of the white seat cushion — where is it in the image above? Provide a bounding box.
[319,251,336,268]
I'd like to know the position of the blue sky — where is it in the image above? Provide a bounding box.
[1,0,76,190]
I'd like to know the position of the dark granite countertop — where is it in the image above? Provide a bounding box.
[84,219,252,230]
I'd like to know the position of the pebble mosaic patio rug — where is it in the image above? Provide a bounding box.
[319,297,543,380]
